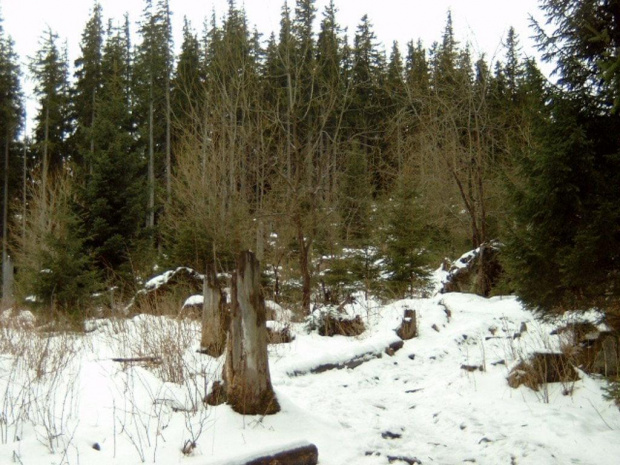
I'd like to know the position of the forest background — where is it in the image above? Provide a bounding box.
[0,0,618,322]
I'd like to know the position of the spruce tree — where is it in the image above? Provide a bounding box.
[505,0,620,315]
[0,17,23,301]
[72,1,104,172]
[81,21,146,275]
[134,0,173,231]
[30,29,72,183]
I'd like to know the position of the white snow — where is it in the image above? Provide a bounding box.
[183,295,204,308]
[1,291,619,464]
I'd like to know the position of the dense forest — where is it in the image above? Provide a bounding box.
[0,0,618,321]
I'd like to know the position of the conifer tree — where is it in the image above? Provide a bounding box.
[81,21,146,275]
[0,16,23,300]
[30,29,72,191]
[505,0,620,315]
[72,1,104,172]
[172,17,204,134]
[350,15,387,189]
[134,0,173,231]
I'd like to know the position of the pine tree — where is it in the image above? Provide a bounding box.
[134,0,173,231]
[81,21,146,275]
[505,0,620,315]
[172,17,204,134]
[72,1,104,172]
[0,16,23,301]
[350,14,387,189]
[30,29,72,186]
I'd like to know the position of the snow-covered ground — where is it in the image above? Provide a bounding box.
[1,291,619,464]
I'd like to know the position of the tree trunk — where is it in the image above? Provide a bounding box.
[22,132,26,243]
[201,265,227,357]
[224,251,279,415]
[2,135,13,305]
[42,106,50,223]
[165,72,171,205]
[147,90,155,229]
[296,216,312,315]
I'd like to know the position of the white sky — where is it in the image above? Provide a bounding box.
[1,0,544,133]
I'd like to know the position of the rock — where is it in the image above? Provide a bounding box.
[507,352,579,390]
[385,340,404,356]
[267,323,294,344]
[128,267,205,313]
[0,309,36,329]
[318,314,365,337]
[579,331,620,377]
[441,241,502,297]
[204,380,227,406]
[387,455,422,464]
[460,364,484,372]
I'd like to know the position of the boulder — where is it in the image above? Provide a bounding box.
[441,241,502,297]
[507,352,579,390]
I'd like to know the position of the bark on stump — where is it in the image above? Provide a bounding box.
[201,266,227,357]
[224,251,280,415]
[396,309,417,340]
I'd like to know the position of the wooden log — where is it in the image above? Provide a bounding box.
[201,265,227,357]
[244,442,318,465]
[224,251,280,415]
[111,356,161,364]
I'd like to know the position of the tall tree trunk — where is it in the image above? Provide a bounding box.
[295,215,312,315]
[147,83,155,229]
[165,72,171,205]
[22,131,27,243]
[223,251,279,415]
[2,134,12,305]
[3,135,9,264]
[42,106,50,223]
[89,89,96,175]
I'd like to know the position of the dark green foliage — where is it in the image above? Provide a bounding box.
[533,0,620,110]
[340,142,372,242]
[381,176,432,296]
[71,1,104,171]
[81,23,146,275]
[504,0,620,314]
[505,95,620,313]
[33,206,98,312]
[30,28,72,173]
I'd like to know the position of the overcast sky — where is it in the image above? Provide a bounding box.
[1,0,544,132]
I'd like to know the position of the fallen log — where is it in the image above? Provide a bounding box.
[111,356,162,364]
[289,338,404,376]
[210,441,318,465]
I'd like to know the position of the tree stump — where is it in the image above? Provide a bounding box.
[396,309,417,340]
[201,265,227,357]
[224,251,280,415]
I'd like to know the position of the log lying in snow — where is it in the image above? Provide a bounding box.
[288,337,404,376]
[208,441,318,465]
[112,356,162,364]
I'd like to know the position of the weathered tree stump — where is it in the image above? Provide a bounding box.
[223,251,280,415]
[201,265,228,357]
[396,309,417,340]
